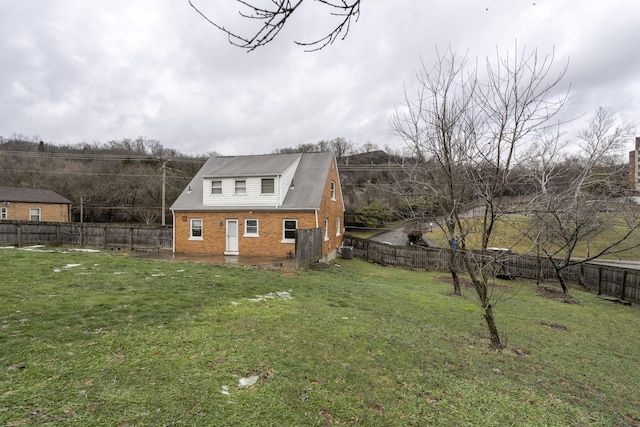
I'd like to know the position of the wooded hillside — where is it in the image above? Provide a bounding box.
[0,136,206,224]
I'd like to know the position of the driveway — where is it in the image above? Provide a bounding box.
[369,228,410,246]
[369,225,437,247]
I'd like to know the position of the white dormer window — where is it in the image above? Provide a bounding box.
[261,178,275,194]
[235,180,246,195]
[330,181,336,201]
[211,180,222,195]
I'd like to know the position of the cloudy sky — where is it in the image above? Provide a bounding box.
[1,1,639,156]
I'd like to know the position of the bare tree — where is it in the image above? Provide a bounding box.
[523,107,639,299]
[188,0,361,51]
[393,45,569,347]
[393,48,477,296]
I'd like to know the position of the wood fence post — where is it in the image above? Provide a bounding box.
[597,267,602,295]
[620,270,627,301]
[366,240,370,262]
[16,223,21,247]
[129,227,134,250]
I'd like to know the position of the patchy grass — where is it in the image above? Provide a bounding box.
[1,246,639,426]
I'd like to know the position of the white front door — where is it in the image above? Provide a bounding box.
[225,219,239,255]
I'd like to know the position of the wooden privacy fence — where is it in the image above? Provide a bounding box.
[0,220,172,251]
[342,236,640,304]
[295,228,323,270]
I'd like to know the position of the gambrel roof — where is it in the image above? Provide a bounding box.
[0,186,72,204]
[171,152,338,211]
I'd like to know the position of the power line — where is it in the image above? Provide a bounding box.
[0,168,192,179]
[0,150,207,163]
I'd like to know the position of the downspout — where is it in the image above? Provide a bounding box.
[276,174,281,208]
[315,209,319,228]
[172,210,176,253]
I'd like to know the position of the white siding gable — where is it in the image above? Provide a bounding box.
[203,175,294,207]
[279,156,300,202]
[200,156,301,208]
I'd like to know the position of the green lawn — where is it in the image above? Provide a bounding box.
[1,247,639,426]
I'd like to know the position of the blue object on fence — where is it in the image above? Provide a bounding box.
[451,239,457,251]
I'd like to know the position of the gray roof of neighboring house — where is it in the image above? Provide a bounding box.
[171,152,335,211]
[0,186,72,204]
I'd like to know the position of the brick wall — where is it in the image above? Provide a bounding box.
[173,210,317,257]
[2,202,70,222]
[317,157,345,259]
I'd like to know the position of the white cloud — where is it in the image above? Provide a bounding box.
[1,0,639,155]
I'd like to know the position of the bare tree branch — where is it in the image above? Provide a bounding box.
[188,0,360,51]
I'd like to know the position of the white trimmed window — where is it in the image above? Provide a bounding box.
[30,208,41,221]
[324,218,329,240]
[336,217,341,236]
[245,219,259,237]
[1,207,7,220]
[235,180,246,195]
[211,180,222,195]
[261,178,275,194]
[330,181,336,200]
[190,218,203,240]
[282,219,297,242]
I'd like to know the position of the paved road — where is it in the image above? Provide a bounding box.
[369,225,437,247]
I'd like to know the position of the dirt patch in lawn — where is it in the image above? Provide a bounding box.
[540,321,569,331]
[535,285,581,304]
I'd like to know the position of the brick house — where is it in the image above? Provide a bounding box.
[170,152,345,260]
[0,186,72,222]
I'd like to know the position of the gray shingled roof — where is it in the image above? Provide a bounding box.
[280,152,333,209]
[201,153,302,177]
[171,152,334,211]
[0,186,72,204]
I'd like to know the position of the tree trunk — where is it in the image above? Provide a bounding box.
[557,272,571,303]
[483,304,501,348]
[464,257,502,348]
[449,248,461,295]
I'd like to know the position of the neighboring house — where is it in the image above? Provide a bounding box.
[171,152,345,260]
[0,186,72,222]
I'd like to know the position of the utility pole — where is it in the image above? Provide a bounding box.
[161,161,167,226]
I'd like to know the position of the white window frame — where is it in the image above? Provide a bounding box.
[336,217,341,236]
[244,219,259,237]
[211,180,222,195]
[235,180,246,195]
[30,208,41,221]
[261,178,275,194]
[0,207,7,220]
[324,218,329,241]
[190,218,203,240]
[282,219,297,243]
[330,181,336,201]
